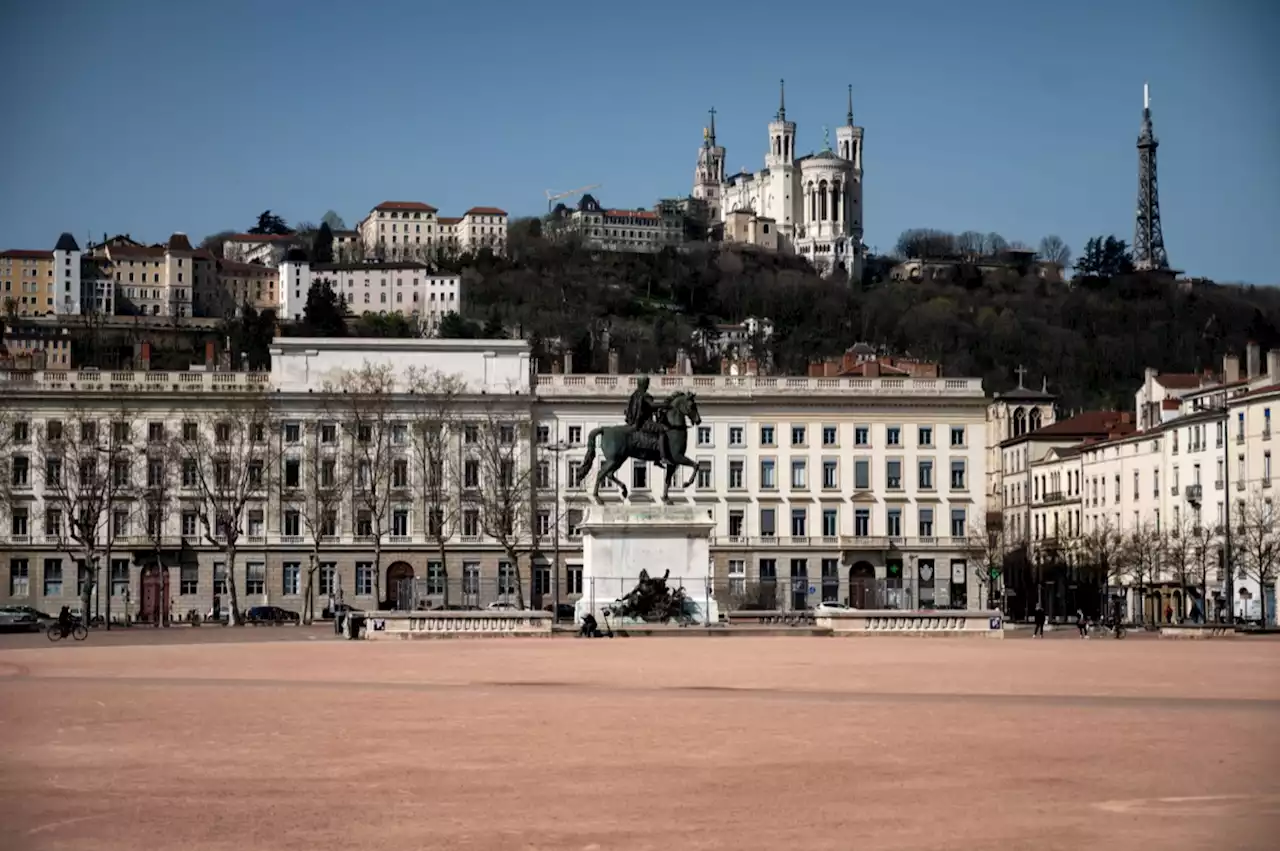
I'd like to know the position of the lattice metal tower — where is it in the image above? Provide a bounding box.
[1133,82,1169,270]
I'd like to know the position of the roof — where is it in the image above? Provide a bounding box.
[807,150,841,161]
[437,216,462,226]
[1154,373,1204,389]
[167,233,193,252]
[1161,399,1180,410]
[312,261,441,273]
[0,249,53,260]
[1236,382,1280,401]
[1001,410,1134,447]
[106,244,166,258]
[604,209,659,220]
[374,201,438,213]
[996,385,1055,401]
[219,259,279,275]
[54,233,80,252]
[464,206,508,216]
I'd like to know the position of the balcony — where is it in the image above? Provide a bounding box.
[1171,485,1179,496]
[1041,490,1065,505]
[388,535,411,545]
[535,373,985,399]
[1215,480,1224,490]
[1184,484,1202,502]
[0,369,272,394]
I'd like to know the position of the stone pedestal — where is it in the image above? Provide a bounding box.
[575,503,719,625]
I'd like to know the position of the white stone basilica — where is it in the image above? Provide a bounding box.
[693,80,865,280]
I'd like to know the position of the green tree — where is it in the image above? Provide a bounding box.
[249,210,293,236]
[312,222,335,264]
[1075,236,1134,278]
[302,278,347,337]
[437,311,476,338]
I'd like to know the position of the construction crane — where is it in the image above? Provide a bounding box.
[545,184,601,215]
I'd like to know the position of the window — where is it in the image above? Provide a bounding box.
[821,425,837,446]
[391,508,409,537]
[321,423,337,444]
[790,459,806,489]
[728,460,745,489]
[822,508,838,537]
[283,509,301,537]
[282,562,300,595]
[112,509,129,537]
[951,508,967,538]
[759,508,776,538]
[950,426,966,447]
[950,460,967,490]
[284,422,301,443]
[854,509,870,537]
[918,460,934,490]
[697,426,712,446]
[728,426,744,447]
[498,561,517,595]
[43,558,63,596]
[790,425,806,446]
[10,455,29,487]
[758,458,777,489]
[790,508,807,537]
[463,458,480,488]
[462,509,480,537]
[319,563,336,596]
[9,558,30,596]
[918,508,934,537]
[822,460,838,489]
[854,426,869,446]
[45,456,62,486]
[213,563,227,595]
[46,420,63,442]
[918,426,933,447]
[181,511,198,538]
[728,559,746,594]
[111,421,130,443]
[696,461,712,489]
[392,458,408,488]
[886,426,901,447]
[854,459,870,490]
[567,425,582,444]
[886,508,902,538]
[886,460,902,490]
[284,458,300,488]
[760,425,776,446]
[245,562,265,595]
[355,563,374,596]
[180,564,198,595]
[1266,450,1273,484]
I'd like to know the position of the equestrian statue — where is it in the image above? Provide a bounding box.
[572,376,703,501]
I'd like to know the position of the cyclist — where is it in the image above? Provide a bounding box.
[57,605,72,639]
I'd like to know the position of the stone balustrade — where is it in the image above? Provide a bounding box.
[536,373,984,398]
[1,369,272,393]
[814,609,1004,637]
[362,609,553,639]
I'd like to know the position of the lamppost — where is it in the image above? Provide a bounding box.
[542,440,573,621]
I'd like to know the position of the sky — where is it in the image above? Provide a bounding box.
[1,0,1276,283]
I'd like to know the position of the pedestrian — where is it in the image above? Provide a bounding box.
[1033,604,1046,638]
[1164,603,1173,624]
[1076,607,1088,638]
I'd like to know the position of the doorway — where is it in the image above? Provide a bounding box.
[139,564,170,624]
[386,562,415,609]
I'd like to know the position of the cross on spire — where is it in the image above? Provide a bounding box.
[777,78,786,121]
[1015,365,1028,387]
[708,107,716,144]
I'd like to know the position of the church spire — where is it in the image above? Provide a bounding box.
[777,78,786,121]
[708,106,717,146]
[846,84,854,126]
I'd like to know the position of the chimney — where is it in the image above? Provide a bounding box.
[864,361,880,378]
[1247,342,1261,379]
[205,340,216,370]
[1119,411,1132,424]
[1223,354,1240,384]
[607,349,619,375]
[140,341,151,371]
[807,361,821,377]
[1269,350,1280,381]
[563,351,573,375]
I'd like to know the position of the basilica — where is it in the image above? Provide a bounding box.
[693,81,865,280]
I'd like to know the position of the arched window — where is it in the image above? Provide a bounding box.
[818,180,828,220]
[1030,408,1043,432]
[832,179,842,222]
[1012,407,1027,438]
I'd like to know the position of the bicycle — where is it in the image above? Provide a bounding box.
[47,622,89,642]
[1087,620,1126,640]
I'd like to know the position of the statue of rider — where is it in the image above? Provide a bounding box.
[624,376,674,468]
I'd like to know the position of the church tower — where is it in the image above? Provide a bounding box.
[834,85,865,265]
[765,79,796,169]
[692,108,726,220]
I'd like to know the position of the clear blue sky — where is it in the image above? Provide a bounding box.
[1,0,1276,283]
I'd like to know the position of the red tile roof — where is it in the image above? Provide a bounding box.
[167,233,194,252]
[219,259,278,276]
[438,216,462,226]
[1237,382,1280,400]
[604,209,660,220]
[464,206,507,216]
[374,201,438,213]
[1033,411,1135,438]
[1162,398,1181,410]
[1155,373,1204,389]
[1,249,54,260]
[106,244,166,258]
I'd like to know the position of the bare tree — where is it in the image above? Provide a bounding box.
[967,521,1006,609]
[1234,492,1278,625]
[1120,522,1163,624]
[1163,517,1219,622]
[1037,235,1071,267]
[327,362,397,604]
[955,231,986,260]
[176,398,280,625]
[406,366,467,603]
[39,405,133,627]
[0,405,16,546]
[296,419,350,623]
[468,404,534,609]
[1078,517,1127,617]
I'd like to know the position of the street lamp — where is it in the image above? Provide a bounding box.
[541,439,573,621]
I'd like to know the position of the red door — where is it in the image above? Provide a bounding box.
[140,565,170,624]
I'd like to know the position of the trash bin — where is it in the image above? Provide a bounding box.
[347,613,360,640]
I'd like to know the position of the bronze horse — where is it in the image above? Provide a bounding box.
[573,391,703,500]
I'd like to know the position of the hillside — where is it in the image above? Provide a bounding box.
[450,226,1280,410]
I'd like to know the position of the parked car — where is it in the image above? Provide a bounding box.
[815,602,854,613]
[245,606,301,625]
[0,607,42,632]
[486,601,524,611]
[543,602,576,621]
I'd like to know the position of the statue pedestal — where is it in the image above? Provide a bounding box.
[575,503,719,626]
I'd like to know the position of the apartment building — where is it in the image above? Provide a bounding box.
[0,249,55,316]
[278,258,459,328]
[357,201,508,260]
[560,194,684,254]
[222,234,299,267]
[91,233,211,318]
[0,338,991,623]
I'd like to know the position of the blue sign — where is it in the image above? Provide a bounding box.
[808,585,816,595]
[988,617,1002,630]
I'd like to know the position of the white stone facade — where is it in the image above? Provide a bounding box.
[356,202,507,260]
[0,341,992,621]
[694,83,865,280]
[278,258,460,328]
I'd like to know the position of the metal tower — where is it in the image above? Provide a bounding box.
[1133,82,1169,270]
